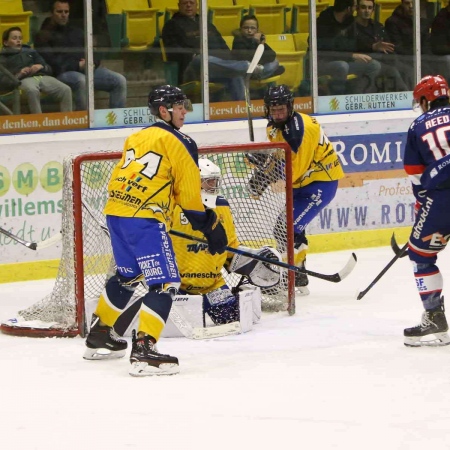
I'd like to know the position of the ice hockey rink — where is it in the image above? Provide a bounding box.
[1,245,450,450]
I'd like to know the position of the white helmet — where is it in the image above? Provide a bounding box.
[199,158,221,207]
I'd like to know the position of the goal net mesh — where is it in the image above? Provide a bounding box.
[1,143,294,337]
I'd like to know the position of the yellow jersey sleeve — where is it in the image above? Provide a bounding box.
[266,112,344,188]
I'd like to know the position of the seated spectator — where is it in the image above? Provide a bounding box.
[162,0,253,101]
[34,0,126,111]
[315,0,382,95]
[385,0,436,80]
[345,0,411,91]
[430,2,450,84]
[0,26,72,114]
[231,14,285,79]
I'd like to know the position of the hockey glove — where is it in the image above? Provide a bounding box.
[229,246,282,288]
[203,209,228,255]
[247,169,271,198]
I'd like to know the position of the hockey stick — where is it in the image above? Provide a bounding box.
[169,229,357,283]
[113,296,241,340]
[0,225,62,250]
[391,233,408,258]
[245,43,265,142]
[81,200,242,340]
[356,237,408,300]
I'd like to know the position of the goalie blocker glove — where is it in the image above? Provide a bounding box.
[229,246,282,288]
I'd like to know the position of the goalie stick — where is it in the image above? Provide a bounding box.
[170,229,357,283]
[0,226,62,250]
[245,43,265,142]
[81,200,242,340]
[356,234,408,300]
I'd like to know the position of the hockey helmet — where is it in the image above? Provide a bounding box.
[148,85,193,117]
[413,75,449,110]
[263,84,294,127]
[199,158,221,208]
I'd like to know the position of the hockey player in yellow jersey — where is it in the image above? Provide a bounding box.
[248,85,344,295]
[171,158,282,324]
[113,158,283,330]
[83,85,228,376]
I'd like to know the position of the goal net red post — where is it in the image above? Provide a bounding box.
[0,143,295,338]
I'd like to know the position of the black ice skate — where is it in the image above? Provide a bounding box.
[83,316,127,360]
[129,331,179,376]
[295,264,310,296]
[404,304,450,347]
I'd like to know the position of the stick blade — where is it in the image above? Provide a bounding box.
[192,322,242,339]
[336,252,358,282]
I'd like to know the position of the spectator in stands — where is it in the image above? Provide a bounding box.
[345,0,411,91]
[385,0,435,80]
[315,0,382,95]
[162,0,255,101]
[430,2,450,84]
[231,14,285,79]
[0,26,72,114]
[34,0,127,110]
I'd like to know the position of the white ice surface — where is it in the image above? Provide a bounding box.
[1,246,450,450]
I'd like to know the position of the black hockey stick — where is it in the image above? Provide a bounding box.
[356,237,408,300]
[244,43,265,141]
[170,229,357,283]
[0,225,62,250]
[391,233,408,258]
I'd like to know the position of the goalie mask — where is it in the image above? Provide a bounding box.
[199,158,222,208]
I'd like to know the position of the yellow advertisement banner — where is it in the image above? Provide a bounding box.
[209,97,312,120]
[0,111,89,134]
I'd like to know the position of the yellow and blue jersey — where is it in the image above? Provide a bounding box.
[267,112,344,188]
[104,121,206,227]
[170,197,239,294]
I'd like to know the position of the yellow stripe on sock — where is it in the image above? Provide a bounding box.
[138,305,165,341]
[94,293,122,327]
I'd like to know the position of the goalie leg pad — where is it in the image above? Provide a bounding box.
[205,287,239,325]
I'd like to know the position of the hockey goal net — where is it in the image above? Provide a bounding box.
[0,142,295,337]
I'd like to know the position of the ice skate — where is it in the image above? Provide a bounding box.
[129,331,179,377]
[404,305,450,347]
[83,316,127,360]
[295,265,310,296]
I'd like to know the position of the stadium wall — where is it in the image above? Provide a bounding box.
[0,110,416,282]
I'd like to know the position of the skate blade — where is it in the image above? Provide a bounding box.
[129,361,180,377]
[83,347,126,360]
[404,332,450,347]
[295,286,310,296]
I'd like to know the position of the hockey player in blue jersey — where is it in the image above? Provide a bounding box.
[403,75,450,347]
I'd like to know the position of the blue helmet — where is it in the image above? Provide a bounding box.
[263,84,294,127]
[148,85,192,117]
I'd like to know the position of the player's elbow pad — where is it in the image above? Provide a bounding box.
[421,154,450,190]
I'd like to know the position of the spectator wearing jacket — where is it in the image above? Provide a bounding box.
[315,0,381,95]
[162,0,254,101]
[344,0,410,91]
[430,3,450,84]
[385,0,436,80]
[231,15,285,79]
[0,26,72,114]
[34,0,126,110]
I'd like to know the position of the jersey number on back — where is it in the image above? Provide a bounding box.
[422,125,450,158]
[123,149,162,180]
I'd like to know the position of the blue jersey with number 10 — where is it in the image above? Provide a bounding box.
[404,106,450,201]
